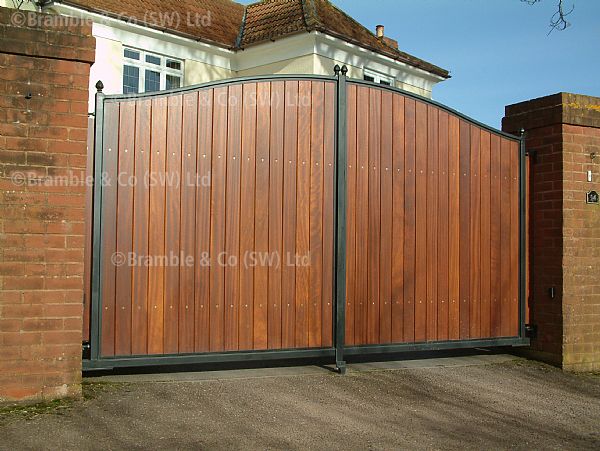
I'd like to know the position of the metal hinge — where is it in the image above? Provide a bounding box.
[82,341,91,360]
[525,324,537,339]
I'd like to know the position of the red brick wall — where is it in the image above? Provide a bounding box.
[0,6,95,403]
[504,93,600,371]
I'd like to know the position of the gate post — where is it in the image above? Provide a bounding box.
[89,81,105,362]
[334,65,348,374]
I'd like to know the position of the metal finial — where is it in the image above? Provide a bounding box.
[334,64,341,76]
[341,65,348,76]
[519,127,525,138]
[95,80,104,92]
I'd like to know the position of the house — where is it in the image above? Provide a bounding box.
[3,0,449,109]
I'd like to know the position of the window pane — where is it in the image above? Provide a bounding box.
[166,75,181,90]
[364,75,375,82]
[122,65,139,94]
[124,48,140,60]
[145,69,160,92]
[166,59,181,71]
[146,54,161,65]
[380,80,391,86]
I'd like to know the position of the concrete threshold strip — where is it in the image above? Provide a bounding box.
[85,353,518,384]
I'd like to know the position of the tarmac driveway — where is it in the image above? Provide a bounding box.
[1,355,599,450]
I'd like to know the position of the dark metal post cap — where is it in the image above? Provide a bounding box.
[95,80,104,92]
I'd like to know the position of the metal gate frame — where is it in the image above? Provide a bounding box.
[85,66,529,371]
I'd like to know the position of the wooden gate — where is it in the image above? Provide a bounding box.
[86,69,527,370]
[343,80,525,355]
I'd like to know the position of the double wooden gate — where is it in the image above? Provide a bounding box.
[85,68,527,370]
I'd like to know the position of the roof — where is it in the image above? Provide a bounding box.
[47,0,449,78]
[50,0,245,48]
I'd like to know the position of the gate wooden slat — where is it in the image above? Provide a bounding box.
[490,134,502,337]
[209,86,228,352]
[254,82,270,350]
[379,91,393,344]
[147,97,167,355]
[295,80,311,348]
[131,99,151,355]
[268,82,284,349]
[115,101,135,356]
[239,83,257,351]
[355,86,370,345]
[100,102,119,357]
[322,82,335,347]
[458,120,471,339]
[500,139,511,336]
[414,101,427,342]
[403,98,416,343]
[282,80,298,349]
[510,141,520,337]
[345,84,357,345]
[480,130,492,338]
[179,92,198,354]
[448,115,460,340]
[469,125,481,338]
[194,89,213,353]
[367,88,381,344]
[164,95,183,354]
[426,106,439,341]
[224,84,242,351]
[391,94,405,343]
[437,111,449,341]
[309,81,324,348]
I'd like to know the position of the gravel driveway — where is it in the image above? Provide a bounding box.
[1,356,599,450]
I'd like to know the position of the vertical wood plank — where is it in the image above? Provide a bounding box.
[403,98,416,343]
[100,102,119,357]
[295,81,311,348]
[131,99,151,355]
[209,86,228,352]
[426,106,439,341]
[479,130,492,338]
[179,92,198,354]
[163,95,183,354]
[367,88,381,344]
[458,120,471,339]
[239,84,257,351]
[510,141,520,336]
[448,116,460,340]
[500,139,512,336]
[224,84,242,351]
[379,91,393,344]
[147,97,167,355]
[490,135,502,337]
[469,125,481,338]
[268,81,284,349]
[282,81,298,349]
[414,101,428,342]
[322,82,335,347]
[391,94,405,343]
[437,111,449,341]
[345,84,357,345]
[195,89,213,353]
[114,101,135,356]
[309,81,324,348]
[254,82,270,350]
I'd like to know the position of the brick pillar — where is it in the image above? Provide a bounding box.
[0,7,95,403]
[503,93,600,371]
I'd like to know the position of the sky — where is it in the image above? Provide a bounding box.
[241,0,600,129]
[329,0,600,128]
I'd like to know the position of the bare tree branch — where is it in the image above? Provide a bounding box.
[522,0,575,34]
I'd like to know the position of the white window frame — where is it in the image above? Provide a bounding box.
[123,47,184,93]
[363,68,394,86]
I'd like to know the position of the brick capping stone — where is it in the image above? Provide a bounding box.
[0,6,95,403]
[504,92,600,372]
